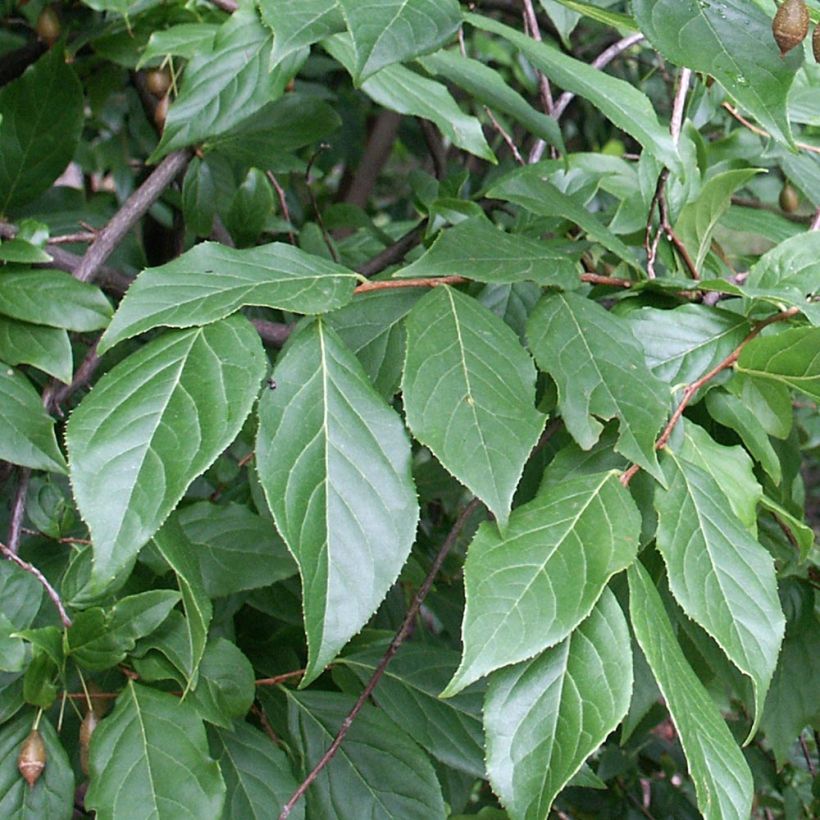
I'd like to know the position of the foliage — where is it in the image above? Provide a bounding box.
[0,0,818,818]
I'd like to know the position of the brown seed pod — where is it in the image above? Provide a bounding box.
[814,24,820,62]
[779,182,799,213]
[145,68,171,98]
[35,7,61,46]
[154,94,169,132]
[18,729,46,789]
[79,710,99,776]
[772,0,810,57]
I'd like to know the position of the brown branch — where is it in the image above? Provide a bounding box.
[356,221,428,278]
[267,171,297,245]
[722,103,820,155]
[254,669,305,687]
[553,33,645,120]
[6,468,31,555]
[1,539,72,627]
[279,497,483,819]
[341,111,402,210]
[75,149,192,283]
[580,272,634,288]
[208,0,238,11]
[621,307,801,487]
[354,276,466,294]
[44,341,101,416]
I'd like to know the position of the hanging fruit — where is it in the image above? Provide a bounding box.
[18,729,46,788]
[772,0,810,56]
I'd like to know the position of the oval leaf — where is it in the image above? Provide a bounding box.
[256,320,419,685]
[67,316,266,589]
[285,690,446,820]
[0,365,66,473]
[628,561,754,820]
[527,292,669,483]
[633,0,800,146]
[484,589,632,819]
[85,682,225,820]
[99,241,358,353]
[655,449,785,738]
[402,286,546,525]
[443,471,640,696]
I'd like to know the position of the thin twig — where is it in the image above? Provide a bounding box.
[621,307,800,487]
[75,150,192,283]
[266,171,297,244]
[522,0,554,163]
[254,669,305,687]
[418,118,448,180]
[6,468,30,555]
[356,222,428,278]
[799,733,817,776]
[553,33,645,120]
[304,144,339,263]
[279,498,483,819]
[669,68,691,144]
[580,272,634,288]
[1,540,72,626]
[722,103,820,155]
[354,276,466,294]
[43,341,101,416]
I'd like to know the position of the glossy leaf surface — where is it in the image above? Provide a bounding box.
[628,562,754,820]
[256,320,418,685]
[402,286,545,524]
[527,292,669,482]
[67,317,266,589]
[654,449,785,737]
[484,589,632,819]
[444,471,640,695]
[100,241,357,352]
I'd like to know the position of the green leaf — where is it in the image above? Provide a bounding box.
[262,0,345,65]
[677,420,761,533]
[0,614,27,673]
[0,366,66,473]
[736,327,820,401]
[395,215,580,288]
[0,317,72,383]
[632,0,800,146]
[209,721,303,820]
[628,561,754,820]
[0,47,84,213]
[224,168,273,248]
[402,286,546,524]
[674,169,761,273]
[99,241,357,353]
[256,320,418,685]
[745,224,820,295]
[626,304,750,387]
[338,0,461,82]
[325,289,423,399]
[178,502,296,598]
[551,0,637,31]
[484,589,632,818]
[67,316,266,589]
[285,690,446,819]
[444,471,640,696]
[0,553,44,629]
[486,167,641,271]
[760,617,820,767]
[324,34,495,162]
[705,389,782,484]
[654,449,785,739]
[188,639,255,729]
[467,13,682,175]
[758,495,815,561]
[0,237,52,263]
[182,157,217,238]
[336,644,485,777]
[139,23,219,65]
[0,713,74,819]
[0,268,112,332]
[85,682,225,820]
[152,516,212,690]
[152,9,301,160]
[66,590,181,670]
[420,50,564,153]
[205,94,341,171]
[527,292,669,482]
